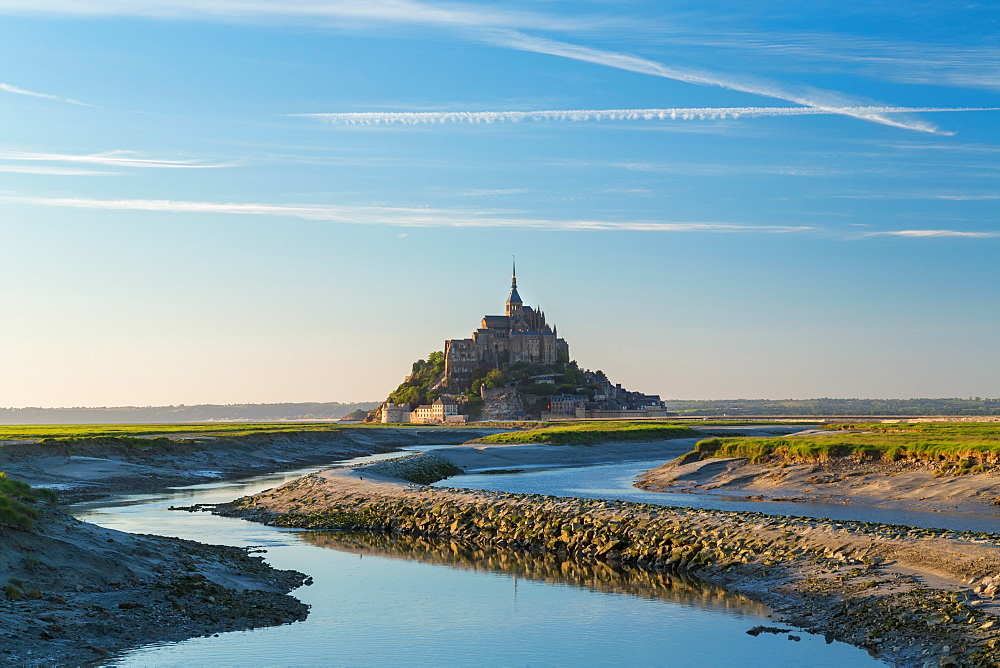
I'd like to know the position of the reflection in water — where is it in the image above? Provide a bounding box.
[302,531,768,617]
[85,454,881,667]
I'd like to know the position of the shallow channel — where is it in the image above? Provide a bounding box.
[437,458,1000,534]
[71,447,880,667]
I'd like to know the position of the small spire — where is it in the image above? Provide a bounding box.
[512,255,517,290]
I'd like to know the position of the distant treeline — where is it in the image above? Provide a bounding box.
[0,402,381,425]
[664,398,1000,416]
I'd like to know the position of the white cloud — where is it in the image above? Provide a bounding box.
[457,188,530,197]
[0,1,971,134]
[0,164,113,176]
[0,194,815,234]
[0,82,90,106]
[0,149,225,169]
[0,0,602,32]
[483,32,952,135]
[868,229,999,239]
[693,31,1000,93]
[835,192,1000,201]
[293,106,997,127]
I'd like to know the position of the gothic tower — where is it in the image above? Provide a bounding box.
[505,258,523,316]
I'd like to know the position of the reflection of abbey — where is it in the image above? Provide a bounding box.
[444,268,569,391]
[380,264,670,423]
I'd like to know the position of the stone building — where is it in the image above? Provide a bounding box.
[445,265,569,391]
[381,403,410,424]
[549,394,588,418]
[409,398,461,424]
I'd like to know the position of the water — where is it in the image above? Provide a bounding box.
[436,459,1000,534]
[72,449,882,666]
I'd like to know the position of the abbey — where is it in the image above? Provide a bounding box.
[444,266,569,391]
[378,264,669,423]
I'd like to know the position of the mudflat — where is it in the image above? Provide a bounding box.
[0,427,497,502]
[637,454,1000,516]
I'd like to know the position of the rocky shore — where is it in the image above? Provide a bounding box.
[0,503,309,666]
[217,454,1000,666]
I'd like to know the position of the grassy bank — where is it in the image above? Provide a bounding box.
[471,421,696,446]
[683,422,1000,473]
[0,423,349,441]
[0,421,495,444]
[0,472,56,530]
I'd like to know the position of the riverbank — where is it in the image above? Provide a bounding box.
[0,502,309,666]
[217,456,1000,666]
[432,424,809,473]
[636,455,1000,516]
[0,426,498,663]
[0,427,497,503]
[636,423,1000,517]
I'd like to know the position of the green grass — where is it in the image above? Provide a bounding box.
[0,472,56,531]
[683,422,1000,471]
[0,423,353,441]
[472,421,697,446]
[0,420,494,444]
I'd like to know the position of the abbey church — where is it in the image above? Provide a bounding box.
[378,264,669,423]
[444,265,570,391]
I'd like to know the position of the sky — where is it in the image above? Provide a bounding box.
[1,1,999,407]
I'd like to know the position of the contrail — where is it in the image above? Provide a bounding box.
[0,82,91,106]
[292,106,1000,126]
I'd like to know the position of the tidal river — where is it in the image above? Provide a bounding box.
[72,446,880,667]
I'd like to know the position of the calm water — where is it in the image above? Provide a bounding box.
[71,449,882,667]
[437,459,1000,534]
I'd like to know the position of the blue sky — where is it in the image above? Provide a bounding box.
[1,1,998,406]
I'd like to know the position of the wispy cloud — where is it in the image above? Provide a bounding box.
[0,165,113,176]
[0,149,225,169]
[867,229,999,239]
[0,82,91,106]
[293,106,998,127]
[836,192,1000,201]
[484,32,952,135]
[6,194,993,240]
[0,194,814,234]
[691,31,1000,92]
[0,0,607,32]
[457,188,530,197]
[0,2,970,134]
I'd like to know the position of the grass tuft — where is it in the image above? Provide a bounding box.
[0,472,57,531]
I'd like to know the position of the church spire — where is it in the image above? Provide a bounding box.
[511,255,517,290]
[506,256,523,316]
